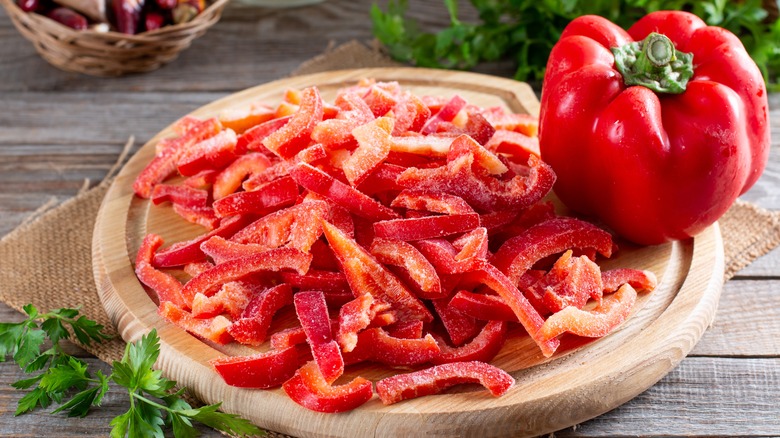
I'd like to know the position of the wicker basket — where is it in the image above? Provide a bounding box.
[0,0,229,76]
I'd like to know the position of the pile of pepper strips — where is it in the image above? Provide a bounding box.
[132,79,657,412]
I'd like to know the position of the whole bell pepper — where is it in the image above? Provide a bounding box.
[539,11,770,245]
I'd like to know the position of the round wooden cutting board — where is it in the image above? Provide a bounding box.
[93,68,724,437]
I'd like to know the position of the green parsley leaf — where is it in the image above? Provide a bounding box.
[13,326,46,369]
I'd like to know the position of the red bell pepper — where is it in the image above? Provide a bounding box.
[373,213,480,242]
[390,190,474,215]
[209,346,299,389]
[539,11,770,244]
[152,215,252,268]
[282,361,373,413]
[177,129,239,177]
[344,328,440,366]
[212,153,273,200]
[448,291,517,322]
[376,361,514,405]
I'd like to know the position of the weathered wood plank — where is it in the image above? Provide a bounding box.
[554,357,780,437]
[692,280,780,356]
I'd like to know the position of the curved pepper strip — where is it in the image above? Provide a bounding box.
[151,184,209,209]
[135,234,186,308]
[343,116,394,186]
[181,247,312,304]
[431,320,507,365]
[431,298,479,347]
[491,217,613,285]
[158,301,232,345]
[538,284,638,342]
[376,361,514,405]
[230,200,330,252]
[448,291,517,322]
[343,328,440,367]
[200,236,270,265]
[263,87,324,159]
[370,238,443,299]
[390,189,474,215]
[236,115,291,154]
[602,268,658,293]
[373,213,481,241]
[177,129,239,177]
[209,346,299,389]
[282,361,373,413]
[468,262,560,357]
[227,284,293,346]
[212,153,273,200]
[133,117,222,198]
[397,135,555,212]
[539,12,769,244]
[212,176,299,218]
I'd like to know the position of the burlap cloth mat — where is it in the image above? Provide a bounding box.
[1,41,779,435]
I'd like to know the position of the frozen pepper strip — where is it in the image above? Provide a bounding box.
[294,290,344,383]
[209,346,299,389]
[376,361,514,405]
[282,361,373,413]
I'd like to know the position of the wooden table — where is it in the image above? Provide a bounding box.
[1,1,779,436]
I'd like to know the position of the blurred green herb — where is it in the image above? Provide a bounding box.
[371,0,780,90]
[1,305,262,437]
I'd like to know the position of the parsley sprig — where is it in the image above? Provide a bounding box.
[0,305,263,437]
[371,0,780,91]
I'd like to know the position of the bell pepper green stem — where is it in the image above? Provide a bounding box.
[611,32,694,94]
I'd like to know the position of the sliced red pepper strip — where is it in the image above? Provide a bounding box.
[322,220,433,323]
[447,131,508,175]
[449,291,517,322]
[200,236,270,265]
[282,361,373,413]
[389,135,453,157]
[209,346,298,389]
[390,190,474,215]
[294,290,344,383]
[421,95,467,135]
[468,262,560,357]
[602,268,658,293]
[183,170,219,190]
[390,91,430,134]
[432,298,479,346]
[385,320,425,339]
[336,294,391,352]
[373,213,480,241]
[191,281,257,319]
[151,184,209,209]
[397,136,555,212]
[213,176,299,217]
[181,247,312,303]
[135,234,186,308]
[312,91,375,148]
[263,87,324,159]
[376,361,514,405]
[237,115,292,154]
[370,238,443,299]
[486,129,540,163]
[342,116,393,186]
[345,328,440,366]
[133,117,222,198]
[171,203,220,230]
[535,250,604,313]
[230,200,329,253]
[158,301,232,345]
[280,270,349,295]
[177,129,239,177]
[452,227,489,261]
[152,215,253,268]
[355,163,405,195]
[432,320,508,364]
[227,284,293,346]
[218,101,276,136]
[414,238,480,275]
[289,162,399,221]
[212,153,273,200]
[491,217,613,285]
[538,284,638,342]
[481,107,538,136]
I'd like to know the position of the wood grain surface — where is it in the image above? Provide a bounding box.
[91,68,724,437]
[1,1,779,437]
